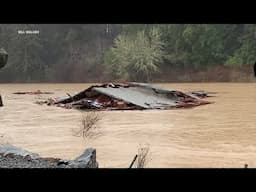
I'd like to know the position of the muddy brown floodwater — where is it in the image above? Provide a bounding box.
[1,83,256,168]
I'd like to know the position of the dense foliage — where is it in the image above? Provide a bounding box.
[104,27,165,81]
[0,24,255,82]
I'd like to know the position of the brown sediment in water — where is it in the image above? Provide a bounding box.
[0,83,256,168]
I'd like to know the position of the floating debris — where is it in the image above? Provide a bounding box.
[187,90,216,98]
[13,90,53,95]
[39,82,213,110]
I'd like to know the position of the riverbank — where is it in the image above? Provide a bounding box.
[153,65,255,82]
[1,65,255,83]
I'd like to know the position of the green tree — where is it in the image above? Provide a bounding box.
[104,27,165,82]
[225,24,256,66]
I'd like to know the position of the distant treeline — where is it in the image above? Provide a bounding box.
[0,24,255,83]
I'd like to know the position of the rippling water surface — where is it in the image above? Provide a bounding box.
[0,83,256,168]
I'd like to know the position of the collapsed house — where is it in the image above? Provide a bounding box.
[41,82,213,110]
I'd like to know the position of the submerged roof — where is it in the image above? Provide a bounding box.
[47,82,212,110]
[93,85,180,109]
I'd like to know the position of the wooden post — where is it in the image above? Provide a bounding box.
[254,62,256,77]
[129,154,138,168]
[0,94,3,107]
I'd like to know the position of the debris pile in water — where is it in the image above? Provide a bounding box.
[39,82,213,110]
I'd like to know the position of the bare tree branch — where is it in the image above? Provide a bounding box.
[137,145,150,168]
[72,112,102,141]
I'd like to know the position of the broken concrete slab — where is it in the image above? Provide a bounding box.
[66,148,98,168]
[41,82,213,110]
[0,145,98,168]
[0,145,40,159]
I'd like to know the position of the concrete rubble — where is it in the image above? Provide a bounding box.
[0,145,98,168]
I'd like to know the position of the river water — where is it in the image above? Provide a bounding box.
[0,83,256,168]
